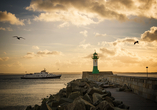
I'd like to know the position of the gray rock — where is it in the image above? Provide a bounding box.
[83,93,92,104]
[67,97,95,110]
[87,87,103,95]
[80,88,88,95]
[60,98,73,103]
[79,82,86,87]
[33,105,40,110]
[66,84,72,97]
[85,82,91,88]
[91,100,114,110]
[92,93,103,104]
[118,104,130,109]
[46,102,57,110]
[113,100,123,107]
[116,88,125,92]
[105,90,112,96]
[26,106,32,110]
[40,101,48,110]
[57,102,70,110]
[68,91,80,100]
[51,98,73,107]
[103,96,114,106]
[72,86,81,92]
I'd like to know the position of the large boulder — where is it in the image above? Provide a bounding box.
[79,82,86,87]
[66,84,72,97]
[91,101,114,110]
[92,93,103,104]
[26,106,32,110]
[87,87,103,95]
[68,91,81,100]
[103,96,114,106]
[83,93,92,104]
[67,97,95,110]
[80,88,88,96]
[118,104,130,109]
[33,105,40,110]
[57,102,70,110]
[40,99,48,110]
[113,100,123,107]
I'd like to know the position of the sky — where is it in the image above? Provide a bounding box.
[0,0,157,73]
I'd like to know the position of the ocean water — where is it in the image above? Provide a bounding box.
[0,73,82,110]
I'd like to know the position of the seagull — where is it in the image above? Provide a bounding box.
[13,36,25,40]
[134,41,139,45]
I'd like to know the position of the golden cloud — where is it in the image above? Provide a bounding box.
[94,32,106,37]
[79,43,91,49]
[113,38,138,46]
[100,47,116,56]
[0,27,5,31]
[80,30,88,37]
[141,26,157,42]
[0,57,9,61]
[26,0,157,25]
[0,11,24,25]
[23,50,62,59]
[34,11,97,26]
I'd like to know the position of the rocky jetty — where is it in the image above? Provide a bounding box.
[26,78,130,110]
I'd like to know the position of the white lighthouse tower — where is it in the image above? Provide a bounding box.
[92,52,99,74]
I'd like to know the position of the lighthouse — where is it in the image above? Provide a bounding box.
[92,52,99,74]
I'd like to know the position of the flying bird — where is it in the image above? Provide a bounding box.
[13,36,25,40]
[134,41,139,45]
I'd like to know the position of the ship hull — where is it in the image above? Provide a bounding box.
[21,75,61,79]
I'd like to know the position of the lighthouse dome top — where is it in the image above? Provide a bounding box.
[92,52,99,59]
[93,52,98,55]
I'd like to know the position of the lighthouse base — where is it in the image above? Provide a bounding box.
[92,66,99,74]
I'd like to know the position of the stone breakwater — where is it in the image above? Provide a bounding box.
[26,78,129,110]
[82,72,157,102]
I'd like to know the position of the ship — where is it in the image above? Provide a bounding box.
[21,69,61,79]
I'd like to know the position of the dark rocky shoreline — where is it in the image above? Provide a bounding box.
[26,78,130,110]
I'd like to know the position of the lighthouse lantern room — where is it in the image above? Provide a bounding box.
[92,52,99,74]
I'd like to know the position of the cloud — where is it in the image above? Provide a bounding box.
[0,27,13,31]
[23,50,62,59]
[0,27,5,31]
[79,43,91,49]
[80,30,88,37]
[26,0,128,21]
[37,50,62,55]
[94,32,106,37]
[34,11,97,26]
[58,22,69,28]
[26,0,157,26]
[0,57,9,61]
[0,11,24,25]
[100,47,116,56]
[32,46,39,50]
[3,52,7,54]
[141,26,157,42]
[113,37,137,46]
[6,27,13,31]
[27,19,31,24]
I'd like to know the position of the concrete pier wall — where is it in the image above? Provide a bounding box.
[106,75,157,102]
[82,71,113,80]
[82,72,157,102]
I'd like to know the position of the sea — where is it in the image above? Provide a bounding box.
[0,73,82,110]
[0,72,157,110]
